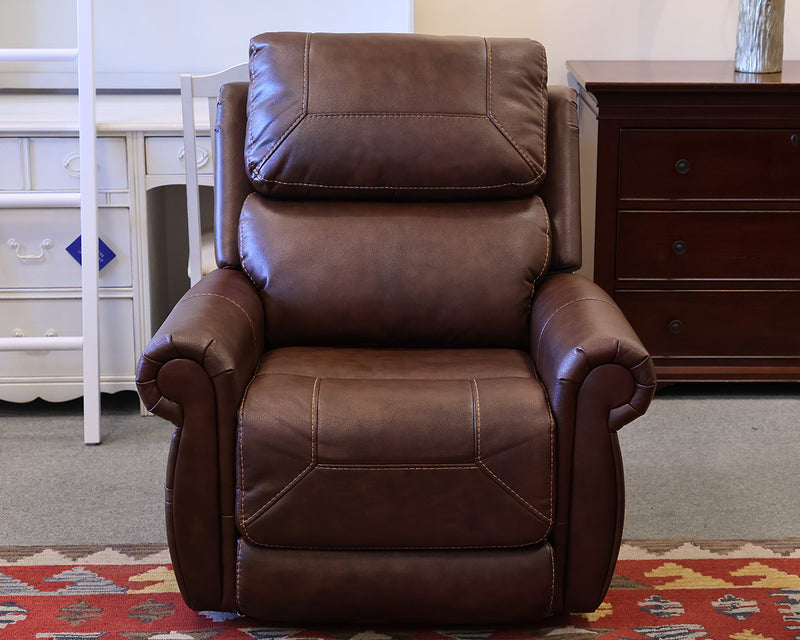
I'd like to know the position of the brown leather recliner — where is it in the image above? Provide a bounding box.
[136,32,656,624]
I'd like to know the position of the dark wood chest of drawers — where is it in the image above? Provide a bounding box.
[567,61,800,382]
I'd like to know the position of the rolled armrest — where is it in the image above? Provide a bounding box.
[135,267,264,611]
[532,273,655,613]
[531,273,655,432]
[136,267,265,425]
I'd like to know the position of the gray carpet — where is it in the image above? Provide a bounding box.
[0,392,170,545]
[619,382,800,539]
[1,383,798,545]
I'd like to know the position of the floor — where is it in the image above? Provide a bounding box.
[619,382,800,539]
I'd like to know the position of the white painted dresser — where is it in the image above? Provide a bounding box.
[0,93,213,403]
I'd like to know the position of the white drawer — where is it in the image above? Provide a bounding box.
[1,207,131,288]
[28,137,128,191]
[145,136,213,176]
[0,139,24,190]
[0,297,135,379]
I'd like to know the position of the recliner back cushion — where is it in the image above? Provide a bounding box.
[246,32,548,200]
[239,194,550,348]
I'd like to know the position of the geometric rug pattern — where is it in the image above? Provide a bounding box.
[2,540,800,639]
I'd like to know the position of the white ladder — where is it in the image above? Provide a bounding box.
[0,0,101,444]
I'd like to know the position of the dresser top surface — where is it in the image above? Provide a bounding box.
[0,93,211,134]
[567,60,800,93]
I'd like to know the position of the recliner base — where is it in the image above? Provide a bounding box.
[235,540,555,624]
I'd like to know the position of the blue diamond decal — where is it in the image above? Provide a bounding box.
[65,236,116,271]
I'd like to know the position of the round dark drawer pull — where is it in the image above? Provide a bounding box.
[791,134,799,147]
[668,319,683,335]
[674,158,691,175]
[672,240,688,256]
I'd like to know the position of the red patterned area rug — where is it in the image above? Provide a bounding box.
[2,540,800,639]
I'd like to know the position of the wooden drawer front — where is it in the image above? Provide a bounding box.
[145,136,213,175]
[0,207,131,288]
[619,129,800,200]
[617,211,800,280]
[0,297,135,378]
[616,291,800,357]
[0,139,24,190]
[28,137,128,191]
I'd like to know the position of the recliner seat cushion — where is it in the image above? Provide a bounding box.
[237,347,554,550]
[245,32,548,200]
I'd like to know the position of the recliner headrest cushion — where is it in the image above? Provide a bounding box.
[245,32,548,200]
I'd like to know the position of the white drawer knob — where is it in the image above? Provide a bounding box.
[178,146,210,169]
[63,152,81,177]
[45,329,58,338]
[63,152,102,177]
[12,329,24,338]
[7,238,54,261]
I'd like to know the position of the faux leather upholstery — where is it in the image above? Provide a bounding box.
[214,82,251,270]
[238,348,553,550]
[246,33,548,200]
[137,32,655,624]
[236,542,555,624]
[541,85,582,272]
[239,194,550,348]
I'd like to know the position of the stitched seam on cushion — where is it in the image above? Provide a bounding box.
[472,379,481,461]
[316,464,478,471]
[251,32,310,181]
[485,38,542,182]
[313,377,319,463]
[234,539,243,613]
[547,541,555,615]
[241,442,316,529]
[251,372,533,380]
[250,540,549,551]
[251,177,539,191]
[484,35,490,129]
[241,376,320,528]
[181,293,258,356]
[237,370,257,522]
[543,381,556,528]
[538,43,548,179]
[488,104,541,181]
[238,194,264,292]
[534,297,622,365]
[528,196,552,315]
[477,460,550,524]
[306,112,487,119]
[473,378,551,526]
[236,353,266,530]
[303,33,310,113]
[485,37,491,121]
[246,43,257,168]
[534,195,552,286]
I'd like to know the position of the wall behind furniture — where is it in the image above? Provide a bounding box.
[6,1,797,86]
[415,0,800,85]
[0,0,412,87]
